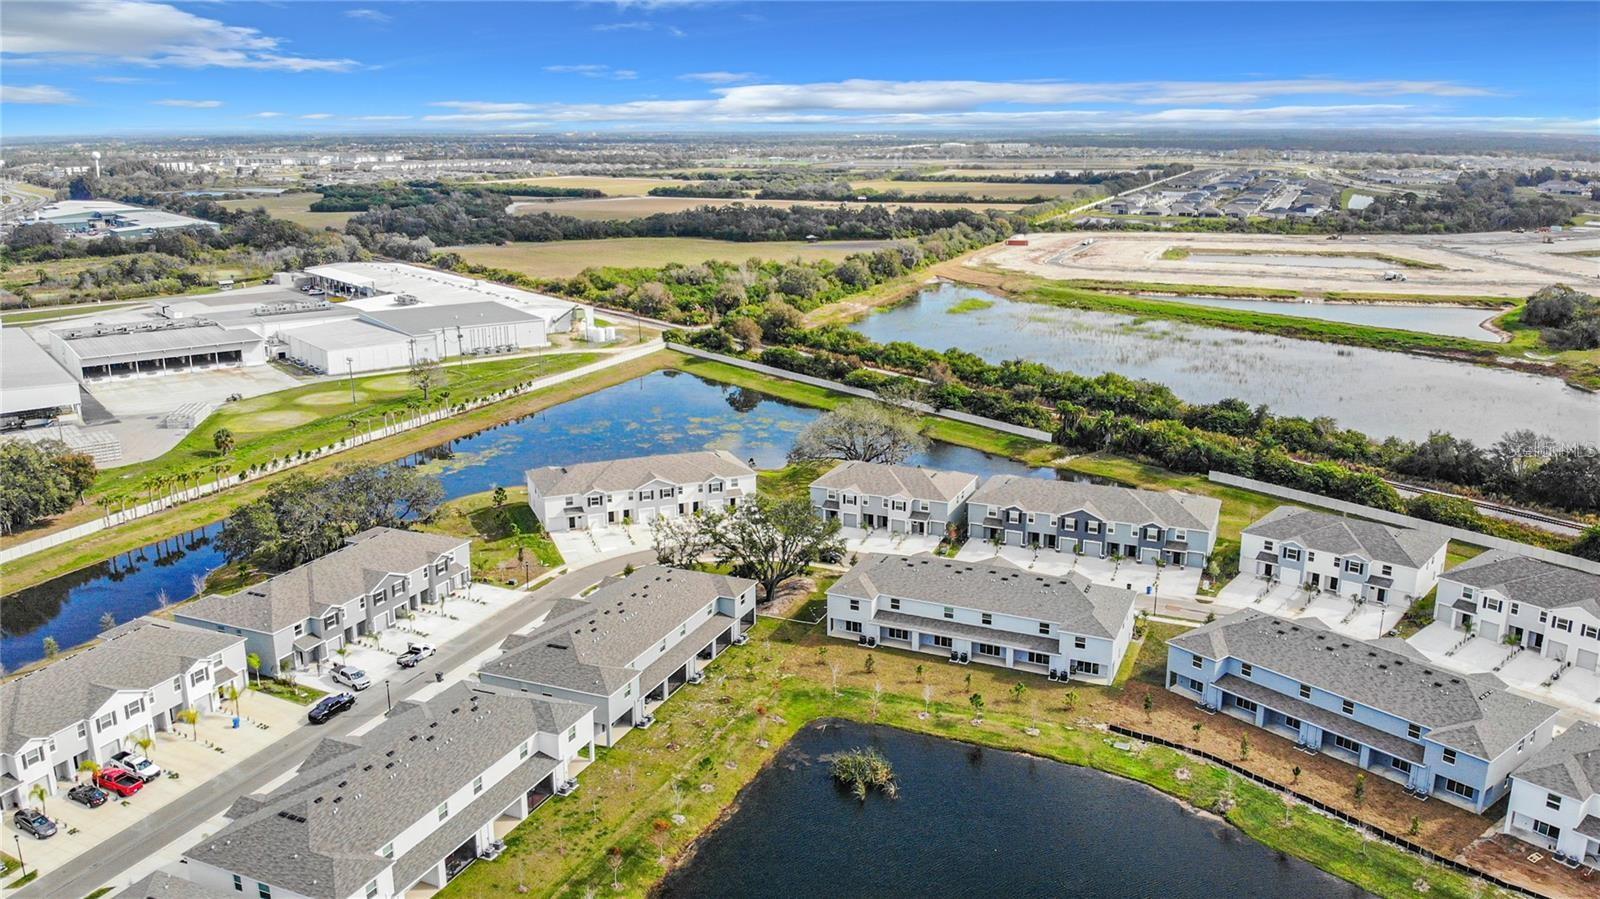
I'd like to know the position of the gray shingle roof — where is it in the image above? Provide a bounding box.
[480,566,755,696]
[1246,506,1448,568]
[1511,722,1600,800]
[0,617,242,754]
[968,475,1221,533]
[1169,611,1558,759]
[184,683,589,899]
[527,450,753,498]
[177,528,467,634]
[1443,551,1600,617]
[830,553,1135,640]
[811,461,978,504]
[120,871,238,899]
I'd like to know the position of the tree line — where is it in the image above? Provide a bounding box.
[0,440,97,534]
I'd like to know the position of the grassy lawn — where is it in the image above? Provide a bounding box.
[441,608,1514,899]
[0,302,142,323]
[217,192,356,229]
[248,677,327,706]
[417,487,563,587]
[92,353,604,504]
[453,237,898,279]
[0,351,676,595]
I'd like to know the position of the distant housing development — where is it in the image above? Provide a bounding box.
[181,683,594,899]
[1241,506,1450,606]
[0,617,245,812]
[525,450,756,533]
[810,461,980,536]
[478,566,758,744]
[1432,552,1600,674]
[826,553,1138,684]
[175,527,470,675]
[25,199,219,238]
[1167,610,1560,813]
[1503,721,1600,869]
[966,475,1221,568]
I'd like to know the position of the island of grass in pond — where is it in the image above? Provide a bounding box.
[655,720,1370,899]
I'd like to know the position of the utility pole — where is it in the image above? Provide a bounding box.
[346,358,356,404]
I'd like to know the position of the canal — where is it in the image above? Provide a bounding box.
[848,283,1597,445]
[655,720,1370,898]
[1,369,1057,671]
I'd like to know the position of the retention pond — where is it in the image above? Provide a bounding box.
[655,720,1370,898]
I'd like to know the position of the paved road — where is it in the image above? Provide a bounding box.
[20,550,656,899]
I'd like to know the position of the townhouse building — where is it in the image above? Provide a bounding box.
[1241,506,1449,605]
[478,566,758,744]
[1433,552,1600,674]
[175,527,470,675]
[0,618,245,811]
[810,461,980,537]
[1166,610,1559,813]
[181,683,594,899]
[525,450,757,533]
[1503,722,1600,870]
[966,475,1221,568]
[825,553,1137,684]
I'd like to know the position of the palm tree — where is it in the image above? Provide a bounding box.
[176,707,200,740]
[224,683,242,718]
[213,428,236,457]
[28,782,49,813]
[134,734,155,761]
[246,652,262,686]
[76,759,100,785]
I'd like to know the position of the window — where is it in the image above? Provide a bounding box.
[370,592,384,607]
[233,874,242,892]
[1390,758,1412,774]
[888,597,901,611]
[1233,696,1258,714]
[679,624,687,636]
[436,560,448,575]
[568,725,578,741]
[437,802,449,822]
[1143,526,1161,541]
[885,627,909,641]
[1007,509,1020,524]
[1298,683,1311,699]
[1408,723,1422,739]
[171,677,181,691]
[1239,662,1253,677]
[943,606,954,620]
[1281,547,1302,562]
[382,842,395,859]
[1038,622,1051,635]
[1441,749,1457,765]
[1086,521,1102,535]
[974,642,1002,658]
[1191,655,1202,670]
[258,886,271,899]
[1584,624,1600,640]
[1025,651,1051,665]
[980,612,993,626]
[473,775,484,795]
[1341,699,1355,715]
[1284,716,1301,729]
[78,723,87,739]
[1439,777,1476,800]
[1483,597,1502,612]
[96,712,116,732]
[1546,792,1563,811]
[931,635,953,649]
[1532,820,1561,839]
[125,699,144,718]
[1539,611,1549,624]
[1510,602,1520,616]
[1307,552,1316,562]
[843,494,856,506]
[708,480,724,494]
[520,742,530,760]
[843,620,863,634]
[1343,559,1364,575]
[1262,540,1274,551]
[587,495,603,508]
[623,684,632,698]
[21,748,43,767]
[1554,617,1573,633]
[848,599,860,611]
[191,669,208,686]
[1331,734,1360,754]
[1074,636,1087,650]
[293,623,304,637]
[1380,564,1393,577]
[890,500,907,512]
[366,883,379,899]
[1070,660,1101,676]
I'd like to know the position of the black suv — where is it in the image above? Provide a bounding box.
[308,692,356,724]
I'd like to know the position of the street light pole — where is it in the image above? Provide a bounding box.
[346,358,355,404]
[385,680,392,713]
[14,834,24,877]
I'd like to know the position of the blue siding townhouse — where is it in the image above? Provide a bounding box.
[1166,610,1560,813]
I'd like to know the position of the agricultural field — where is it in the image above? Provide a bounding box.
[849,178,1100,200]
[509,194,1025,221]
[453,237,900,278]
[218,191,357,229]
[478,175,685,196]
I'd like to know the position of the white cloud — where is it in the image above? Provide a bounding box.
[594,20,685,36]
[544,64,637,80]
[0,83,78,104]
[352,114,411,121]
[248,111,284,118]
[92,75,150,84]
[680,71,757,84]
[345,8,392,24]
[154,98,222,108]
[300,113,334,119]
[1,1,359,72]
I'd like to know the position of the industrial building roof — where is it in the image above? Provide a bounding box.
[31,200,216,233]
[969,475,1221,533]
[0,327,79,412]
[1170,610,1559,759]
[359,301,546,335]
[1245,505,1449,568]
[305,262,574,320]
[812,461,979,504]
[288,318,418,352]
[830,553,1135,639]
[52,322,262,364]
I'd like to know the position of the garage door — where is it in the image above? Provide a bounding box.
[1579,649,1599,672]
[638,507,655,523]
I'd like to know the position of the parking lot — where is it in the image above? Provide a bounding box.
[1409,622,1600,722]
[550,523,651,571]
[3,694,305,880]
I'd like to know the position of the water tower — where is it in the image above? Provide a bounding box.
[91,151,101,178]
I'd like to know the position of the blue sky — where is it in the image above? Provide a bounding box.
[2,1,1596,137]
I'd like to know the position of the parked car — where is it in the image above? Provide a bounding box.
[110,750,162,782]
[13,808,57,839]
[331,665,371,691]
[68,783,109,808]
[95,767,145,797]
[308,692,356,725]
[396,642,436,668]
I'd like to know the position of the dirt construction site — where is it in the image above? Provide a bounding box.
[974,230,1600,297]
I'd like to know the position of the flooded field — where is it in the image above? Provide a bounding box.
[849,284,1596,444]
[1136,293,1503,340]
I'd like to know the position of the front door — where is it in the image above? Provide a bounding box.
[1262,562,1275,579]
[1529,631,1545,650]
[1328,576,1340,592]
[1308,573,1321,589]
